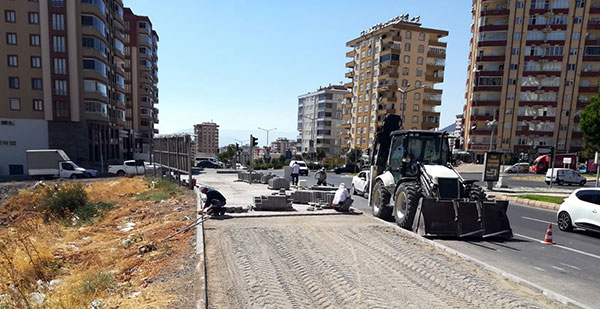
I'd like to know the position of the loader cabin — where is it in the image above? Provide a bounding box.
[387,130,451,179]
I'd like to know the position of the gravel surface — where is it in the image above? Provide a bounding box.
[204,215,565,309]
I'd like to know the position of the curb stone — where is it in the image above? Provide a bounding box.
[494,193,560,211]
[194,188,208,309]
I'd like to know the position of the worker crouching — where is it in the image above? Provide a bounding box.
[332,183,353,212]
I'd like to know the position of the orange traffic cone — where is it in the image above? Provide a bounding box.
[540,223,554,245]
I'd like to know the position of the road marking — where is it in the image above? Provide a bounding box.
[521,216,555,225]
[560,263,581,271]
[515,233,600,261]
[533,266,545,272]
[551,265,565,272]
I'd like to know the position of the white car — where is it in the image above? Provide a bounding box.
[504,163,529,173]
[545,168,586,186]
[351,170,370,197]
[557,188,600,232]
[108,160,156,176]
[289,160,309,176]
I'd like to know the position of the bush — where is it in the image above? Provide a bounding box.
[74,202,114,224]
[40,183,88,220]
[137,178,179,202]
[79,271,115,295]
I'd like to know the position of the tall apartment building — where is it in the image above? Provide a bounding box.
[343,15,448,150]
[270,137,293,154]
[465,0,598,162]
[297,85,347,156]
[194,122,219,156]
[0,0,158,176]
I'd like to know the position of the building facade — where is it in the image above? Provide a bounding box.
[0,0,158,176]
[465,0,597,162]
[270,137,293,154]
[194,122,219,156]
[343,15,448,150]
[297,85,347,156]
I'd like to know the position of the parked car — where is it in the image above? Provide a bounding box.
[196,160,221,168]
[351,170,370,197]
[84,168,98,178]
[108,160,155,176]
[289,160,309,176]
[545,168,586,186]
[504,163,529,173]
[334,164,359,174]
[26,149,88,179]
[557,188,600,232]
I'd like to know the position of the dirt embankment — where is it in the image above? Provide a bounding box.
[205,215,565,309]
[0,177,197,308]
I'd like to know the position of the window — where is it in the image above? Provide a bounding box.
[33,99,43,111]
[412,116,419,123]
[83,79,107,96]
[5,10,15,23]
[514,33,521,40]
[53,58,66,74]
[52,14,64,30]
[81,15,106,36]
[8,77,19,89]
[576,0,585,7]
[416,69,422,77]
[508,79,516,85]
[82,36,107,57]
[510,64,518,70]
[507,94,515,100]
[417,57,423,65]
[31,56,41,68]
[569,48,578,55]
[402,67,409,75]
[7,55,18,67]
[515,17,523,24]
[361,50,365,58]
[53,36,65,52]
[567,64,576,71]
[574,16,583,24]
[402,79,409,87]
[29,12,39,24]
[512,48,520,55]
[85,101,108,116]
[572,32,581,40]
[516,1,524,8]
[414,93,421,100]
[30,35,40,46]
[83,58,107,76]
[403,55,410,63]
[51,0,65,7]
[32,78,42,90]
[405,31,412,39]
[55,101,68,118]
[405,43,411,51]
[6,33,17,45]
[418,44,424,53]
[413,104,420,111]
[54,80,67,95]
[9,98,20,110]
[419,33,425,41]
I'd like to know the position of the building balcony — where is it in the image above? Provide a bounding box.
[572,131,584,138]
[523,55,563,61]
[516,115,556,122]
[426,74,444,83]
[472,85,502,92]
[588,23,600,30]
[422,122,439,130]
[582,55,600,61]
[426,63,444,71]
[345,71,354,79]
[382,35,402,43]
[480,8,510,16]
[515,130,554,136]
[345,60,354,68]
[428,40,447,47]
[470,115,494,121]
[476,55,506,62]
[474,70,504,77]
[341,143,350,149]
[520,86,559,92]
[471,100,501,106]
[341,122,351,129]
[527,24,567,31]
[341,133,350,139]
[478,40,507,47]
[346,50,355,58]
[577,100,590,108]
[379,60,400,68]
[519,100,557,106]
[479,24,509,32]
[344,81,353,89]
[424,87,442,95]
[380,96,398,103]
[377,109,396,116]
[591,7,600,14]
[344,92,353,99]
[522,71,561,77]
[379,71,399,79]
[423,98,442,106]
[470,129,493,135]
[427,51,446,59]
[579,86,599,93]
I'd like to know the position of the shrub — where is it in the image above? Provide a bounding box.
[138,178,179,202]
[74,202,114,224]
[79,271,115,295]
[40,183,88,220]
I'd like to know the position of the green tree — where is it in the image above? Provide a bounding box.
[346,148,363,164]
[316,148,327,161]
[217,144,236,163]
[581,93,600,158]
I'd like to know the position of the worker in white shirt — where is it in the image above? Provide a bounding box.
[291,162,300,186]
[332,183,353,212]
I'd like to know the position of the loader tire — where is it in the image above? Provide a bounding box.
[393,182,422,230]
[468,186,486,200]
[371,180,392,221]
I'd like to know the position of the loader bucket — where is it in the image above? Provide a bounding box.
[413,198,512,239]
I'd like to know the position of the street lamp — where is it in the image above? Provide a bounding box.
[486,115,497,152]
[397,84,427,129]
[257,127,276,146]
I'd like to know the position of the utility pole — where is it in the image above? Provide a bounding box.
[595,151,599,187]
[258,127,276,146]
[487,114,497,152]
[397,85,427,129]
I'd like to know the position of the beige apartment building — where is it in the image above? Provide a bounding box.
[343,15,448,150]
[194,122,219,156]
[0,0,158,176]
[465,0,599,162]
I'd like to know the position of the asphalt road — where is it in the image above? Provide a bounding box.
[461,172,598,189]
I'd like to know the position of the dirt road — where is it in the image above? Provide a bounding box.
[205,215,564,309]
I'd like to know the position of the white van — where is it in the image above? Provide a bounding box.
[545,168,586,186]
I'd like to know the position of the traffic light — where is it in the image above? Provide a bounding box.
[250,135,258,147]
[235,143,240,152]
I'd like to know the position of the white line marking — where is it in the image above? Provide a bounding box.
[515,233,600,260]
[521,216,555,225]
[533,266,545,272]
[551,265,566,272]
[560,263,581,271]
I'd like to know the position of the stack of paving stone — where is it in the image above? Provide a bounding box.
[253,194,293,211]
[268,177,290,190]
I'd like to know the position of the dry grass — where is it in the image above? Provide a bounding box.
[0,177,195,308]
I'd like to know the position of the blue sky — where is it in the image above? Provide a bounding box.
[127,0,472,146]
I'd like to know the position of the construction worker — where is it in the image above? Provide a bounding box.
[200,186,227,216]
[291,162,300,186]
[332,183,353,212]
[315,167,327,186]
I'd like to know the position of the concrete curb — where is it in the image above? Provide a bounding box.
[494,193,560,211]
[194,188,208,309]
[371,217,590,309]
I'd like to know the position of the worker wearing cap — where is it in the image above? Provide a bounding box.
[200,186,227,216]
[332,183,353,212]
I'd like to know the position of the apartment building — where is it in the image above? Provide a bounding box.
[343,15,448,150]
[297,85,347,156]
[194,122,219,156]
[270,137,293,154]
[0,0,158,176]
[465,0,598,162]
